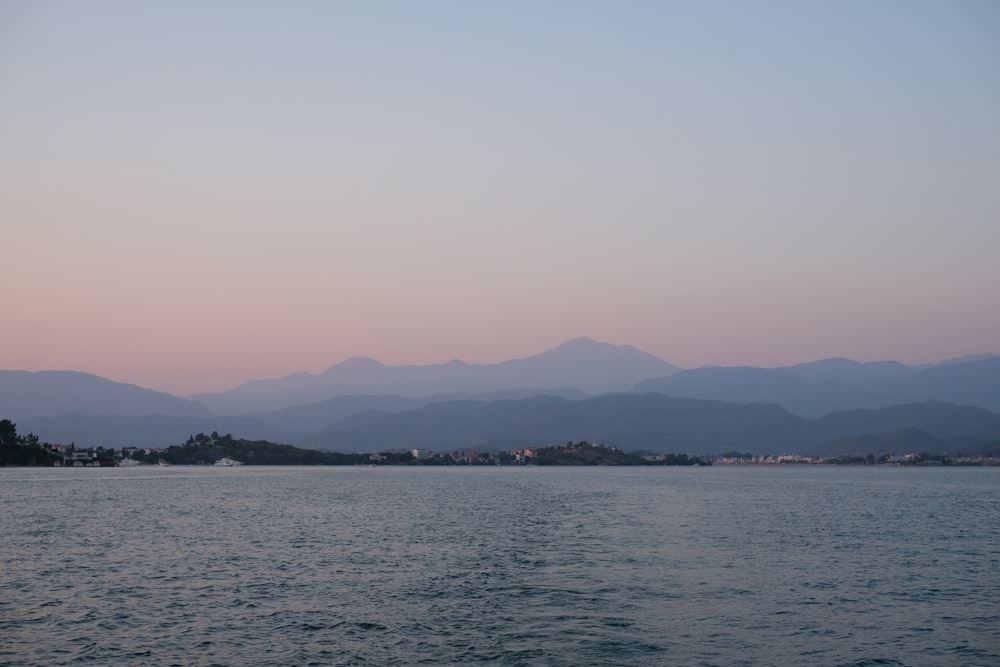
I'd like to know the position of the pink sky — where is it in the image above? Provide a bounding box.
[3,2,998,395]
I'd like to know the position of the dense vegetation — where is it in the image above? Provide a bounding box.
[133,432,372,465]
[131,434,713,466]
[0,419,60,466]
[527,441,710,466]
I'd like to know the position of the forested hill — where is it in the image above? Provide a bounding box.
[138,434,708,466]
[134,433,368,465]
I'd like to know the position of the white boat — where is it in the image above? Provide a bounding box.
[214,457,242,467]
[116,458,142,467]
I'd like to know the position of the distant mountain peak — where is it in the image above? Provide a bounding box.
[186,337,681,412]
[932,353,1000,367]
[559,336,598,346]
[548,337,645,356]
[327,356,386,372]
[0,370,213,421]
[554,336,610,349]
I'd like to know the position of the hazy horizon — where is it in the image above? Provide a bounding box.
[6,337,998,398]
[4,2,998,396]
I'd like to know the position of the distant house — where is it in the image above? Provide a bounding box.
[508,448,535,463]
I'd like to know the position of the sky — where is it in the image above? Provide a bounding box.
[3,1,999,396]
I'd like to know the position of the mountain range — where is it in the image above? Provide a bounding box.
[0,370,212,420]
[4,338,999,456]
[188,337,679,413]
[633,356,1000,417]
[300,396,1000,457]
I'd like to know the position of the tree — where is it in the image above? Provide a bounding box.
[0,419,17,448]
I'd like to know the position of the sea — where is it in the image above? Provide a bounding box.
[2,465,998,667]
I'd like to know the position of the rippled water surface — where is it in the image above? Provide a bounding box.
[2,466,998,666]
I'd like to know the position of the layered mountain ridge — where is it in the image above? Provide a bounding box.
[189,337,679,412]
[3,339,999,456]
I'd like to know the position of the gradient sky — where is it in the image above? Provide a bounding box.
[3,1,999,396]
